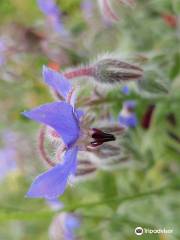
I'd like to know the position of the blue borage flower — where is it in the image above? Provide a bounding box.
[0,130,17,180]
[49,209,81,240]
[22,66,115,199]
[0,39,7,66]
[0,148,16,180]
[81,0,94,19]
[37,0,69,36]
[118,100,137,128]
[64,214,81,240]
[47,199,81,239]
[121,85,130,95]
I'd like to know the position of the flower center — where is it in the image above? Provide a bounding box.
[90,128,116,147]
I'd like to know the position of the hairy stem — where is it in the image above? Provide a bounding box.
[64,66,95,79]
[38,126,55,167]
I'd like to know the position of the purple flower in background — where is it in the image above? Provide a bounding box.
[118,100,137,128]
[37,0,69,36]
[81,0,94,19]
[3,130,17,146]
[64,214,81,240]
[37,0,58,15]
[47,199,81,239]
[0,39,7,66]
[49,211,81,240]
[0,130,17,180]
[23,66,116,199]
[0,148,16,180]
[122,85,130,95]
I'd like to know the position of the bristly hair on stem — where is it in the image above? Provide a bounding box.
[38,125,56,167]
[62,55,143,87]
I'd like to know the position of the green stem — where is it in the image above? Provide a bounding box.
[0,183,177,222]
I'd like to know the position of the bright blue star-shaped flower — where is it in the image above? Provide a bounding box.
[22,66,83,199]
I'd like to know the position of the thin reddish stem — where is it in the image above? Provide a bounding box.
[103,0,119,22]
[38,126,55,167]
[64,66,95,79]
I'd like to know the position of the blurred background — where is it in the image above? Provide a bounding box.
[0,0,179,239]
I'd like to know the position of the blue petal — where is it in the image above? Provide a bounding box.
[64,214,80,240]
[0,148,16,180]
[119,114,137,128]
[26,147,78,199]
[37,0,58,15]
[122,85,130,95]
[75,109,84,121]
[22,102,80,147]
[43,66,72,100]
[49,15,69,37]
[65,214,81,230]
[123,100,136,109]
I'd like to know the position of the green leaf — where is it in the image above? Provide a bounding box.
[169,53,180,80]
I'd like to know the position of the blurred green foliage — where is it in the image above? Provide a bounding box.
[0,0,179,239]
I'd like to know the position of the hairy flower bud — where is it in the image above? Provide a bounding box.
[93,58,143,84]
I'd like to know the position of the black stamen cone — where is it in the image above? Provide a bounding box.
[91,128,116,147]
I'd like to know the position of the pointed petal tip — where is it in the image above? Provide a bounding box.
[25,188,37,198]
[42,65,50,79]
[42,64,51,73]
[21,110,30,118]
[21,109,37,121]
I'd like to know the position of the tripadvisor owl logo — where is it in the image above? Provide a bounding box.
[135,227,144,236]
